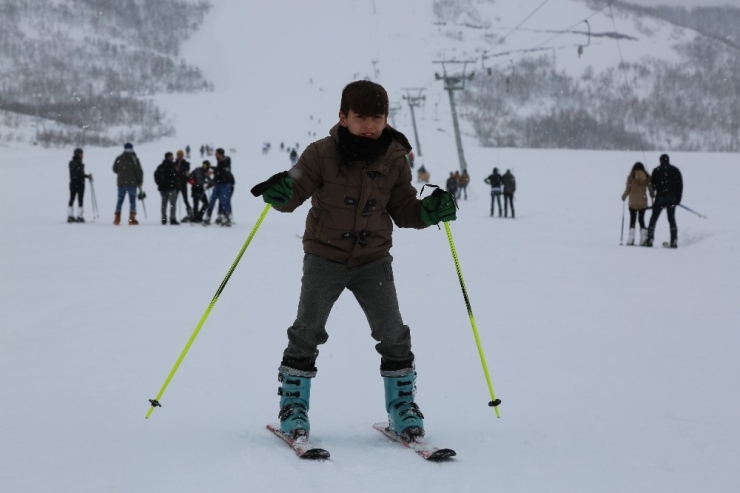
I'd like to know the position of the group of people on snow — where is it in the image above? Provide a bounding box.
[483,168,517,218]
[67,143,236,226]
[621,153,683,248]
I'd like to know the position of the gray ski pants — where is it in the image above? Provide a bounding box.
[160,190,177,220]
[282,253,413,374]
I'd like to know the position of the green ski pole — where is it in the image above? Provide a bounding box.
[146,204,271,418]
[443,221,502,418]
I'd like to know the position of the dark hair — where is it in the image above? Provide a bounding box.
[215,148,225,156]
[660,154,670,164]
[165,152,173,159]
[73,148,83,157]
[340,80,389,116]
[202,160,211,166]
[630,161,648,180]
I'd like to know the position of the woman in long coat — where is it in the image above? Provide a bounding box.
[621,162,654,245]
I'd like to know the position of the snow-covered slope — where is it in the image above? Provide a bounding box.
[1,1,739,492]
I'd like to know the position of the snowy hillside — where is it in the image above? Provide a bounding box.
[1,1,740,492]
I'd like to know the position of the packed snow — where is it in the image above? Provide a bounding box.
[1,1,739,492]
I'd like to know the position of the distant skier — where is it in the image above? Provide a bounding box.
[252,80,457,442]
[646,154,683,248]
[458,169,470,200]
[200,145,205,158]
[621,162,654,245]
[67,148,92,223]
[407,151,415,169]
[174,150,194,220]
[203,148,235,226]
[501,169,516,218]
[154,152,179,225]
[484,167,503,217]
[185,145,191,159]
[416,164,430,183]
[112,142,143,225]
[289,147,298,166]
[189,160,212,222]
[446,171,458,197]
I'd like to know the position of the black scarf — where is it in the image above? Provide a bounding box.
[337,126,392,166]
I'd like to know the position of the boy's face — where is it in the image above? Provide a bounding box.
[339,109,387,139]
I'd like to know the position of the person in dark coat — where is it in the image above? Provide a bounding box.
[67,148,92,223]
[189,160,212,222]
[446,172,459,197]
[154,152,180,225]
[484,167,503,217]
[203,148,235,226]
[112,142,144,225]
[174,149,194,220]
[501,169,516,218]
[646,154,683,248]
[289,147,299,166]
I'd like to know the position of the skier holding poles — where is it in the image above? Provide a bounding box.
[645,154,683,248]
[67,148,92,223]
[253,80,457,444]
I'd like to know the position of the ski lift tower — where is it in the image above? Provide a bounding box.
[434,60,476,172]
[401,88,426,158]
[388,102,402,128]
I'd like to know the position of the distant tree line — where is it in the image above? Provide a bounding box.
[0,0,212,147]
[461,2,740,151]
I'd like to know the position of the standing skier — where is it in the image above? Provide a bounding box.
[252,80,457,442]
[154,152,180,225]
[203,148,235,226]
[621,162,654,245]
[189,160,212,222]
[112,142,143,225]
[484,167,503,217]
[646,154,683,248]
[67,148,92,223]
[174,150,194,221]
[501,169,516,218]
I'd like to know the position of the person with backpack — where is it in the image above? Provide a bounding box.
[501,169,516,218]
[67,148,92,223]
[112,142,144,225]
[484,168,503,217]
[154,152,180,225]
[646,154,683,248]
[621,162,654,245]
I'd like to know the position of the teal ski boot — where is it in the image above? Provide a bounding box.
[384,372,425,440]
[278,372,311,439]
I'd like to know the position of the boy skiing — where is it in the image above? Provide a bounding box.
[252,80,457,443]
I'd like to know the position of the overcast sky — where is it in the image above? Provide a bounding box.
[630,0,740,7]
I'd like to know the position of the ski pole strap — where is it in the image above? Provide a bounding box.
[146,204,272,419]
[443,222,501,418]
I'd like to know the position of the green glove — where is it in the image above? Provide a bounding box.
[421,189,457,226]
[261,174,294,207]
